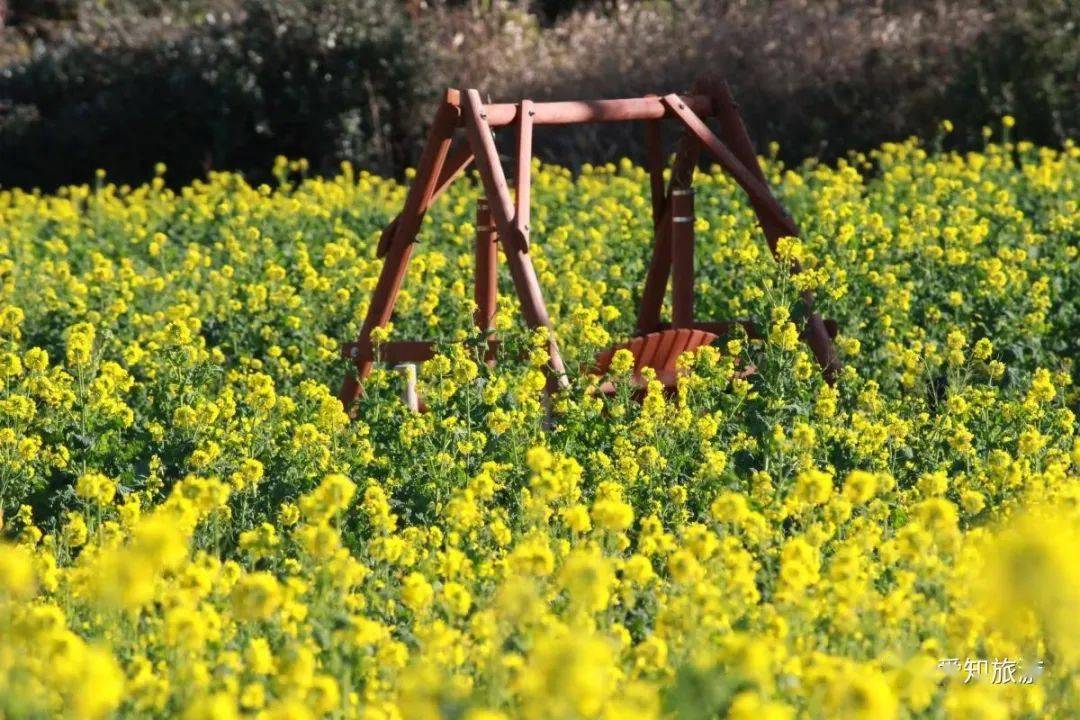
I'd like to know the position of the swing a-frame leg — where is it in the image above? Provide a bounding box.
[340,89,569,413]
[460,88,568,391]
[659,83,839,379]
[339,92,458,410]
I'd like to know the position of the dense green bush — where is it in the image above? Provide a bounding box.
[0,0,1076,190]
[0,0,432,189]
[946,0,1078,148]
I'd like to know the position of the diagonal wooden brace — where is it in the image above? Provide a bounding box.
[515,100,534,241]
[338,237,416,410]
[700,78,793,263]
[675,80,840,380]
[661,94,799,239]
[381,95,460,257]
[339,98,458,410]
[461,91,529,255]
[462,89,568,389]
[377,139,475,258]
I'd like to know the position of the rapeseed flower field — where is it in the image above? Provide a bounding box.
[0,131,1078,719]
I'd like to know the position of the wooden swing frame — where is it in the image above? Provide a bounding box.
[339,77,839,412]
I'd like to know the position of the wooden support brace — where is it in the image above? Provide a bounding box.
[701,78,792,263]
[661,94,798,238]
[339,99,457,410]
[670,189,695,328]
[515,100,534,242]
[378,140,475,257]
[694,78,840,380]
[461,89,568,389]
[802,312,840,381]
[643,110,666,227]
[338,238,416,409]
[636,120,701,334]
[461,90,528,254]
[475,199,499,364]
[384,95,460,255]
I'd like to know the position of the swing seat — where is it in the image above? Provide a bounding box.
[592,328,718,393]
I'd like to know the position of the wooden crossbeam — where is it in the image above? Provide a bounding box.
[447,93,716,127]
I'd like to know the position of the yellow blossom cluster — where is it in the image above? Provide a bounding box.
[0,134,1078,718]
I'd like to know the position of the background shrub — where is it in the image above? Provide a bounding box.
[0,0,1076,190]
[946,0,1078,147]
[0,0,432,189]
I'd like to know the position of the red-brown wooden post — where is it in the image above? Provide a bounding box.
[661,93,798,238]
[670,189,695,328]
[339,96,458,410]
[461,89,568,389]
[636,128,700,334]
[643,112,666,227]
[515,100,534,242]
[475,198,498,364]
